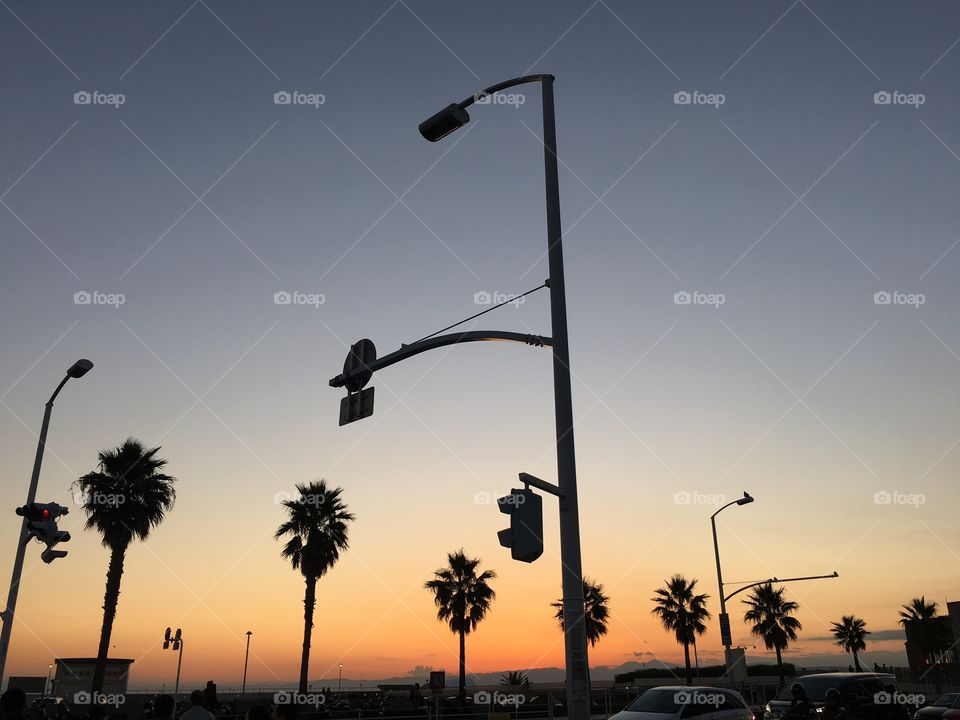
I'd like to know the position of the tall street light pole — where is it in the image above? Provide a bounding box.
[710,491,754,677]
[0,359,93,688]
[419,74,589,720]
[338,663,342,693]
[242,631,252,694]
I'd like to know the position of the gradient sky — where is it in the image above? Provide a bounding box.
[2,0,960,692]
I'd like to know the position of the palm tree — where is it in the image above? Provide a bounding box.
[742,583,802,688]
[74,438,176,694]
[650,575,711,686]
[276,481,354,694]
[899,597,950,665]
[831,615,870,671]
[500,670,530,687]
[551,578,611,647]
[424,550,496,702]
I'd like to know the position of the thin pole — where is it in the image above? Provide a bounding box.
[242,632,251,694]
[541,76,590,720]
[338,664,342,693]
[175,640,184,697]
[0,376,68,688]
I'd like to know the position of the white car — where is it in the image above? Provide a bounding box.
[611,686,754,720]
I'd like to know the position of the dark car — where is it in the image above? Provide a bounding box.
[914,695,960,720]
[764,673,905,720]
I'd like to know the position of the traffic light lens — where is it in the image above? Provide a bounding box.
[41,509,49,519]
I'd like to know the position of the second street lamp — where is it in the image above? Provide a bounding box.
[418,74,590,720]
[710,491,754,679]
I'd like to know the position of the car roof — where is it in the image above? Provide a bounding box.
[647,686,743,693]
[793,673,895,679]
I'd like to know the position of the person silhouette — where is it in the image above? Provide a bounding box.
[787,684,811,720]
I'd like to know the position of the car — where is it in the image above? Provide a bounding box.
[610,686,754,720]
[915,696,960,720]
[764,673,904,720]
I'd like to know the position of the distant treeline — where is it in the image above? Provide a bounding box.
[614,663,796,682]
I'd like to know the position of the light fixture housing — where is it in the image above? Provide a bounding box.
[419,104,470,142]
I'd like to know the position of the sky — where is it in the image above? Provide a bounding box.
[2,0,960,692]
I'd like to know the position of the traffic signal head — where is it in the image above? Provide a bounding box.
[497,488,543,563]
[18,502,71,562]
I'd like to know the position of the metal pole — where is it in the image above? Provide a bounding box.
[0,376,68,689]
[175,640,184,697]
[338,664,342,693]
[541,76,590,720]
[242,632,251,694]
[711,513,731,676]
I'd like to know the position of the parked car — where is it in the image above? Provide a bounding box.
[610,686,753,720]
[915,696,960,720]
[764,673,904,720]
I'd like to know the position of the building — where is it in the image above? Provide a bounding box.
[904,600,960,680]
[51,658,133,699]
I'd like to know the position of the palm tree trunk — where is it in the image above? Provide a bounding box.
[853,650,861,672]
[91,544,126,694]
[458,628,466,703]
[299,575,317,694]
[775,646,784,689]
[683,642,692,686]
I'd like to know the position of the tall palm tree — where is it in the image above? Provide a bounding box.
[276,481,354,694]
[74,438,176,694]
[500,670,530,687]
[742,583,802,688]
[650,575,711,686]
[899,597,949,665]
[424,550,496,702]
[551,578,611,647]
[831,615,870,671]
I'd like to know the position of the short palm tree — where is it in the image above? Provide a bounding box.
[551,578,610,647]
[650,575,711,686]
[831,615,870,671]
[74,439,176,694]
[500,670,530,687]
[276,481,354,694]
[742,583,802,688]
[899,597,949,665]
[424,550,496,702]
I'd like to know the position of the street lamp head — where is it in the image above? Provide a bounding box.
[418,104,470,142]
[736,491,754,506]
[67,359,93,378]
